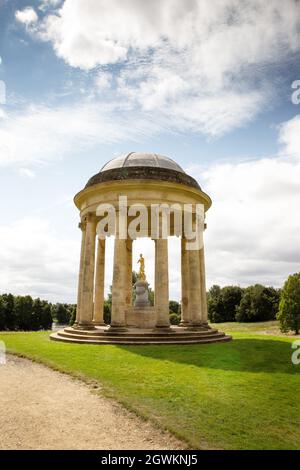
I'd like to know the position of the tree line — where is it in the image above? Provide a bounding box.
[1,273,299,334]
[0,293,76,331]
[207,284,280,323]
[208,272,300,334]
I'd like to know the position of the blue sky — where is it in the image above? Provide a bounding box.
[0,0,300,302]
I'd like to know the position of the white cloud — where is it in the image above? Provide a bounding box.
[25,0,300,137]
[194,115,300,288]
[0,87,266,168]
[19,168,36,179]
[0,218,78,302]
[0,101,161,168]
[94,71,113,91]
[278,114,300,159]
[38,0,300,73]
[15,7,38,26]
[39,0,62,11]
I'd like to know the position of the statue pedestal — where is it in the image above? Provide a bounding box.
[124,280,154,328]
[134,280,150,307]
[126,306,156,328]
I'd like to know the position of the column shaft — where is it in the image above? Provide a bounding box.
[78,214,96,329]
[93,238,106,325]
[125,239,133,311]
[180,237,190,326]
[155,238,170,328]
[189,248,202,326]
[110,238,127,329]
[199,246,208,324]
[75,221,86,325]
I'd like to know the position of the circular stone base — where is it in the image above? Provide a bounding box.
[50,325,232,345]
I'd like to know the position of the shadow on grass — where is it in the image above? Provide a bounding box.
[117,337,298,374]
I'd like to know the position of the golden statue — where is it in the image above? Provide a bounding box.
[137,253,146,281]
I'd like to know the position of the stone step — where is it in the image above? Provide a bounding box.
[57,330,226,342]
[63,327,219,337]
[50,331,232,345]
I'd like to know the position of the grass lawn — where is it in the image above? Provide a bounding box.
[0,322,299,450]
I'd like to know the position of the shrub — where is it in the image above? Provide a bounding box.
[169,312,180,325]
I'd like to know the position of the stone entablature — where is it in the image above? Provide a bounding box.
[85,166,201,190]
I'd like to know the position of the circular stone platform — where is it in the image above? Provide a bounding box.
[50,326,231,345]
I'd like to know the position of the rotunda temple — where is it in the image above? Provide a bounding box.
[51,152,231,345]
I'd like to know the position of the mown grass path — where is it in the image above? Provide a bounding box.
[0,327,299,449]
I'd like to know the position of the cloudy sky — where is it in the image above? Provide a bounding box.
[0,0,300,302]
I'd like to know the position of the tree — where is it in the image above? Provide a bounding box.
[32,298,43,330]
[1,293,15,330]
[207,285,224,323]
[148,288,154,306]
[103,299,111,324]
[236,285,279,322]
[52,303,71,324]
[208,286,244,323]
[221,286,244,322]
[40,300,53,330]
[13,295,34,330]
[169,300,180,314]
[69,305,77,326]
[277,273,300,334]
[0,296,6,330]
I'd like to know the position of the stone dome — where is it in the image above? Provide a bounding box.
[100,152,184,173]
[85,151,201,190]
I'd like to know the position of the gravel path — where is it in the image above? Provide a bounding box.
[0,355,182,450]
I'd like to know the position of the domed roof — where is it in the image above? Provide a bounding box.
[100,152,184,173]
[84,151,201,190]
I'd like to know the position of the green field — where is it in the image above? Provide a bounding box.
[0,322,299,450]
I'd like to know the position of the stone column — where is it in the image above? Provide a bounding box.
[125,238,133,311]
[78,213,97,329]
[180,237,190,326]
[199,246,208,325]
[154,238,170,329]
[110,212,127,331]
[93,238,106,326]
[189,248,202,327]
[74,220,86,326]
